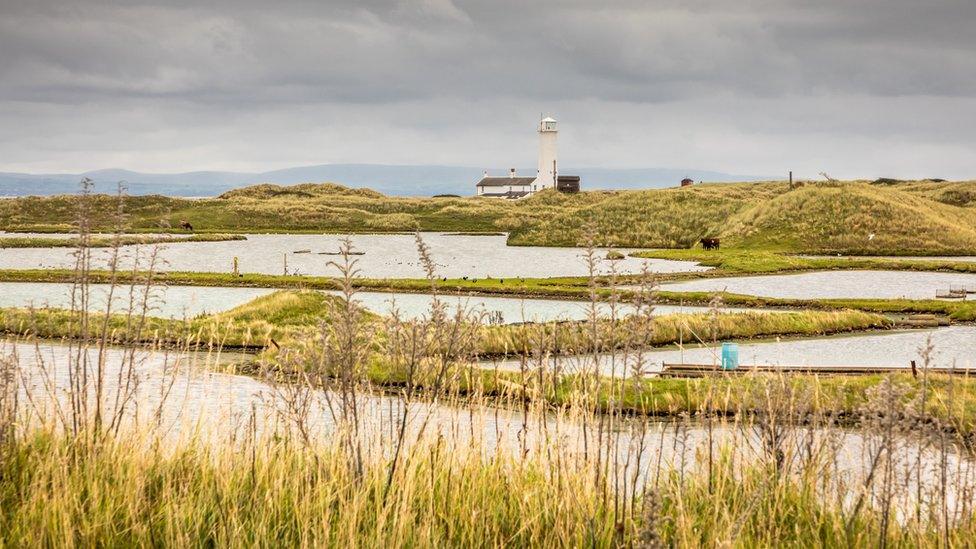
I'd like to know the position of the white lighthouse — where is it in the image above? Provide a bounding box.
[475,115,579,198]
[536,116,558,190]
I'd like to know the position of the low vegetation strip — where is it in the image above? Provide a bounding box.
[3,267,976,322]
[654,291,976,322]
[475,310,891,357]
[0,291,891,354]
[0,291,362,349]
[412,369,976,436]
[631,248,976,276]
[0,233,244,248]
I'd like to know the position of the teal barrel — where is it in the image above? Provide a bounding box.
[721,342,739,370]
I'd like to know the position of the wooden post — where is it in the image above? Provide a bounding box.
[233,256,239,276]
[789,171,793,189]
[283,253,288,276]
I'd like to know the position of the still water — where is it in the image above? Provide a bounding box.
[487,326,976,376]
[0,282,274,318]
[0,282,782,324]
[0,233,708,278]
[661,270,976,300]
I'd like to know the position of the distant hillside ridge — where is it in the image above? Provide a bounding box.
[3,179,976,255]
[0,164,766,197]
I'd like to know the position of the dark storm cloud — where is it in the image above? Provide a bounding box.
[1,0,975,177]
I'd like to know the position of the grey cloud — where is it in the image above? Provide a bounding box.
[4,0,976,106]
[0,0,974,178]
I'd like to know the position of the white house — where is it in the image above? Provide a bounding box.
[476,116,567,199]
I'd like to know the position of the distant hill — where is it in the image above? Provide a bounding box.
[507,180,976,254]
[0,164,766,197]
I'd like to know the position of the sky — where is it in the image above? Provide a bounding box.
[1,0,975,179]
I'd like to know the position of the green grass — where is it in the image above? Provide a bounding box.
[3,266,976,321]
[0,233,244,248]
[0,290,364,349]
[0,289,891,353]
[474,309,891,357]
[722,182,976,254]
[632,248,976,275]
[7,178,976,254]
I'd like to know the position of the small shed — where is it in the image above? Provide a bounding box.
[556,175,581,194]
[680,178,694,187]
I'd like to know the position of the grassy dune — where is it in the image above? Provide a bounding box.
[5,179,976,255]
[724,182,976,254]
[507,181,787,247]
[0,290,363,349]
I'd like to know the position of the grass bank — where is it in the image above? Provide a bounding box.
[346,366,976,438]
[0,291,366,349]
[0,233,244,248]
[3,267,976,321]
[0,290,891,354]
[632,248,976,276]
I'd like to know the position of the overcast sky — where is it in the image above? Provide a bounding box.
[1,0,975,179]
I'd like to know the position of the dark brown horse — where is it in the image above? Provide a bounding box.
[700,237,720,250]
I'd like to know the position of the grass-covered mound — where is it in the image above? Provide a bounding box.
[507,182,786,247]
[218,182,385,200]
[724,182,976,254]
[0,290,363,348]
[5,179,976,255]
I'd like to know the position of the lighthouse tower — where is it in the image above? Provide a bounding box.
[536,116,558,190]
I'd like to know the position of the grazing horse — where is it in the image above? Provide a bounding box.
[700,237,720,250]
[179,220,194,231]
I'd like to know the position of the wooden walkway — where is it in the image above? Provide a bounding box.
[660,363,976,378]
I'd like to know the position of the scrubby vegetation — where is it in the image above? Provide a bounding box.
[7,178,976,255]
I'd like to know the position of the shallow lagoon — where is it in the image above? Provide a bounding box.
[0,232,708,278]
[487,326,976,376]
[661,270,976,300]
[0,282,274,318]
[0,282,781,323]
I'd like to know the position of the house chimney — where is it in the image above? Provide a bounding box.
[509,168,516,178]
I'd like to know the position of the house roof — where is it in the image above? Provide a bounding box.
[476,176,537,187]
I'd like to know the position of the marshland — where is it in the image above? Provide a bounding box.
[5,180,976,546]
